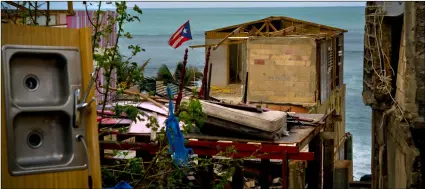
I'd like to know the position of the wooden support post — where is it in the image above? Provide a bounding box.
[344,133,353,182]
[199,155,214,189]
[207,63,212,99]
[344,133,353,161]
[243,72,248,104]
[321,132,334,189]
[175,48,188,113]
[334,160,352,189]
[232,163,244,189]
[260,159,271,189]
[281,152,289,189]
[199,47,211,99]
[307,134,322,189]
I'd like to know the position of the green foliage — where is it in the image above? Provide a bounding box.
[156,64,174,84]
[156,62,203,87]
[177,98,207,134]
[82,2,245,189]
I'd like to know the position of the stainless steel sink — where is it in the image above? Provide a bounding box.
[9,52,70,107]
[13,111,73,168]
[1,45,88,176]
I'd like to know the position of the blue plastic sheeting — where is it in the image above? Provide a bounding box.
[104,181,132,189]
[166,87,193,167]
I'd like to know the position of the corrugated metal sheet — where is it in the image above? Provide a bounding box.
[95,68,117,103]
[66,10,117,48]
[155,81,193,97]
[67,10,118,104]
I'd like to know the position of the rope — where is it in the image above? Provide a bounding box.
[365,4,410,125]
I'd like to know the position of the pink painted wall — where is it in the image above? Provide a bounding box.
[67,10,118,104]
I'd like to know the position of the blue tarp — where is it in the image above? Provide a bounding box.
[166,87,193,167]
[104,181,132,189]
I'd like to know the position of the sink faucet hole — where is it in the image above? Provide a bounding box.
[27,131,43,149]
[23,75,39,91]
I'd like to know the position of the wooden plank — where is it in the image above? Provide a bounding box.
[334,160,353,189]
[213,26,242,50]
[257,22,267,32]
[186,126,316,146]
[190,44,216,48]
[270,26,296,37]
[1,24,101,188]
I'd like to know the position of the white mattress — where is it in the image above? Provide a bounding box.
[184,99,287,133]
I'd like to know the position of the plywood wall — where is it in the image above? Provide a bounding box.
[1,24,101,189]
[206,38,228,87]
[247,37,317,104]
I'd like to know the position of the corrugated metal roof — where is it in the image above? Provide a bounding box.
[156,81,193,97]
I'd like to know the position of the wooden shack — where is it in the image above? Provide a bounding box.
[198,16,346,112]
[193,16,351,187]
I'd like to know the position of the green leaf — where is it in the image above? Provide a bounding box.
[133,5,143,15]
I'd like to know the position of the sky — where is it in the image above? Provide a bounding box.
[126,1,366,9]
[2,1,365,10]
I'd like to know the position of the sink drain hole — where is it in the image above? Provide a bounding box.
[27,131,43,149]
[23,75,39,91]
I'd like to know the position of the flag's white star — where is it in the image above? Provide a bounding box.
[183,28,187,33]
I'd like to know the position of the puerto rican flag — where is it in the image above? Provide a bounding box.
[168,20,192,49]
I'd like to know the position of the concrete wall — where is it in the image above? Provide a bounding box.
[247,37,317,104]
[206,39,228,87]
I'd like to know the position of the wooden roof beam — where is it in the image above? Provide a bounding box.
[4,1,28,10]
[2,2,74,16]
[212,25,243,50]
[189,44,216,49]
[269,26,296,37]
[269,20,278,32]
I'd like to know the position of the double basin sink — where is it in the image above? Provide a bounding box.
[1,45,88,176]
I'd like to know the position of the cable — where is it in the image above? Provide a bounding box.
[77,134,92,189]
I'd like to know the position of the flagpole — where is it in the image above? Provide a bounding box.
[175,48,189,113]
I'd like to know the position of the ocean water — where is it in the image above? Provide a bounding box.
[119,6,371,180]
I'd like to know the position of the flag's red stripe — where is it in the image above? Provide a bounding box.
[169,24,185,42]
[169,36,183,48]
[169,34,183,47]
[174,37,190,49]
[169,30,183,46]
